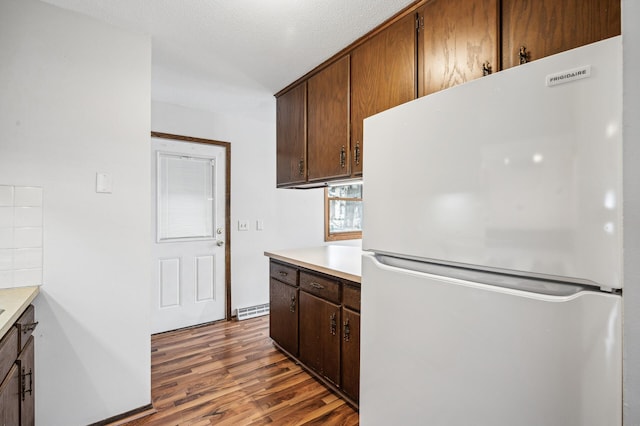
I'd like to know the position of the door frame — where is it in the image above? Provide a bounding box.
[151,131,232,321]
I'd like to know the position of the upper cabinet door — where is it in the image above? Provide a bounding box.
[351,13,417,177]
[307,55,351,182]
[501,0,621,69]
[276,82,307,187]
[418,0,498,97]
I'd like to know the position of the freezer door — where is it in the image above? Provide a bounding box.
[362,36,622,289]
[360,253,622,426]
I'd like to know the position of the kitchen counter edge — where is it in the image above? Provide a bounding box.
[264,246,362,284]
[0,286,40,339]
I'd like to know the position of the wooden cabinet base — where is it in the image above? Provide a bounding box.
[268,259,360,409]
[272,341,359,410]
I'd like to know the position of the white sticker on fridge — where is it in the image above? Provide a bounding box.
[546,65,591,87]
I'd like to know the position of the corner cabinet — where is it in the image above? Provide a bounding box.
[276,55,351,188]
[276,82,307,187]
[269,262,299,356]
[268,259,361,407]
[0,305,37,426]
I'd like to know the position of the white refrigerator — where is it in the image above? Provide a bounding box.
[360,36,622,426]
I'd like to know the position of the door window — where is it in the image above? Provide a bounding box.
[157,153,215,241]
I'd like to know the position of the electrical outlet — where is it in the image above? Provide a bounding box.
[256,220,264,231]
[238,220,249,231]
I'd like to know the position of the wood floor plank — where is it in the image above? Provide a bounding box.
[120,316,358,426]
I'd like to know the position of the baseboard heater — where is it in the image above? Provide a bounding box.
[236,303,270,320]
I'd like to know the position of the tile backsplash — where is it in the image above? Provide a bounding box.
[0,185,43,287]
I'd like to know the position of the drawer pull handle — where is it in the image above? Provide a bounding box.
[21,367,33,401]
[310,282,324,290]
[22,321,38,334]
[279,271,288,277]
[289,295,296,313]
[330,313,337,336]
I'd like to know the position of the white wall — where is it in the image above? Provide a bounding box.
[622,1,640,424]
[151,101,328,313]
[0,0,152,424]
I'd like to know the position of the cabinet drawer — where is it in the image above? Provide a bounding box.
[270,262,298,286]
[0,327,17,382]
[343,284,361,311]
[300,271,340,304]
[16,305,36,351]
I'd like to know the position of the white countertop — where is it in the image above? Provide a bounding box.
[265,245,362,283]
[0,286,40,339]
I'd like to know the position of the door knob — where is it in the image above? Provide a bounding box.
[216,240,224,247]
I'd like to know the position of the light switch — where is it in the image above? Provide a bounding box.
[96,173,112,193]
[238,220,249,231]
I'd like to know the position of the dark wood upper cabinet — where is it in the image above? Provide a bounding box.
[276,81,307,187]
[351,12,417,176]
[418,0,498,97]
[275,0,620,187]
[307,56,351,182]
[501,0,621,69]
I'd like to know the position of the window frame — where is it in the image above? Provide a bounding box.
[324,185,363,242]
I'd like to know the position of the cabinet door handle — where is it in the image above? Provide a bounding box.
[310,282,324,290]
[343,318,351,342]
[340,145,346,168]
[330,313,337,336]
[21,367,33,401]
[482,61,492,76]
[289,295,296,313]
[354,142,361,166]
[298,158,304,176]
[519,46,529,64]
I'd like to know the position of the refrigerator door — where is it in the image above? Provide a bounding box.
[362,36,622,289]
[360,253,622,426]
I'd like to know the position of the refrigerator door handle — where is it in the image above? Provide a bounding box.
[370,253,602,300]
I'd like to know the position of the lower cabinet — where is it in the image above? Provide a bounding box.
[269,278,299,356]
[268,259,360,407]
[341,308,360,402]
[18,337,35,426]
[0,305,37,426]
[299,292,341,385]
[0,364,20,426]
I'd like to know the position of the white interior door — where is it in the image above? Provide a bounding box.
[151,137,226,334]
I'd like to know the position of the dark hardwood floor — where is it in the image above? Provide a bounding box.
[121,316,359,425]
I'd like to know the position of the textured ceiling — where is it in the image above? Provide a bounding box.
[39,0,417,121]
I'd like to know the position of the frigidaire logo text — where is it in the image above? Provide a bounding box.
[549,69,587,83]
[546,65,591,87]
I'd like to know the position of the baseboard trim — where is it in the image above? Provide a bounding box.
[89,403,156,426]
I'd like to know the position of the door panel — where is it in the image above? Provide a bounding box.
[418,0,498,96]
[307,55,350,181]
[269,278,299,356]
[299,291,340,385]
[159,258,180,307]
[276,82,307,186]
[151,138,227,333]
[501,0,621,69]
[195,255,215,301]
[351,13,416,176]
